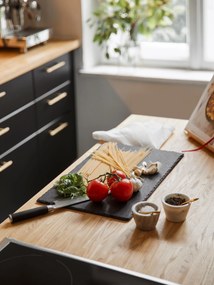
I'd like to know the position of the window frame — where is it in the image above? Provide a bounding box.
[81,0,214,71]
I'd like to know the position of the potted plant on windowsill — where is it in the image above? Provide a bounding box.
[88,0,174,63]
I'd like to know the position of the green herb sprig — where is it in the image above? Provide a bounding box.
[55,173,86,198]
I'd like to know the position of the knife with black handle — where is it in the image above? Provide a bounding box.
[9,196,89,223]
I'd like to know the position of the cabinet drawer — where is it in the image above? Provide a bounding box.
[36,84,74,129]
[0,105,37,154]
[33,53,72,97]
[38,113,77,186]
[0,73,34,119]
[0,137,40,223]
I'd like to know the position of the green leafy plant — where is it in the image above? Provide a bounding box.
[88,0,174,59]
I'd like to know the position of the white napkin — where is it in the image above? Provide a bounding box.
[92,120,174,149]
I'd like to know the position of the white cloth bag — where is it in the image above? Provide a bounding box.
[92,120,174,149]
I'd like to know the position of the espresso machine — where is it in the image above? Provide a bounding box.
[0,0,51,52]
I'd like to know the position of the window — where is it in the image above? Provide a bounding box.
[138,0,188,65]
[81,0,214,71]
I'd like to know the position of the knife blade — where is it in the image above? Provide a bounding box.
[9,196,89,223]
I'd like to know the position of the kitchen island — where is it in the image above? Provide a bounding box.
[0,114,213,285]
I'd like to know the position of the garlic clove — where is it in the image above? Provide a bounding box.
[130,177,143,192]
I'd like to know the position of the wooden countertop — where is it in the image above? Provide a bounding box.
[0,115,214,285]
[0,39,80,85]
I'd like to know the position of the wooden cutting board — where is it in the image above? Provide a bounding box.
[38,145,184,221]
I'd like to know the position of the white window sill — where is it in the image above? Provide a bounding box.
[80,65,213,85]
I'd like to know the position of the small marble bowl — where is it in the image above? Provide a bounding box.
[132,201,160,231]
[162,193,190,223]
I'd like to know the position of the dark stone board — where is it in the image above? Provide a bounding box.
[38,146,184,221]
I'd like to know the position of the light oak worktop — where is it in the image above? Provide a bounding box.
[0,39,80,85]
[0,115,214,285]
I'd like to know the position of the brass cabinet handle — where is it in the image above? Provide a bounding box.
[0,127,10,136]
[0,160,13,172]
[49,122,69,137]
[0,91,6,98]
[47,92,68,106]
[46,61,66,73]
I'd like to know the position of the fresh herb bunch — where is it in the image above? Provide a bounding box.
[55,173,86,198]
[88,0,174,59]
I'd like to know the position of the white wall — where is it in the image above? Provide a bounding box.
[39,0,82,40]
[74,49,206,155]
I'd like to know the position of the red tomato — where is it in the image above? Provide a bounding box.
[107,170,126,186]
[110,178,133,202]
[87,179,109,202]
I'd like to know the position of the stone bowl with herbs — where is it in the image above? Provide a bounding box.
[162,193,191,223]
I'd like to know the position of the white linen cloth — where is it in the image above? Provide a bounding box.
[92,120,174,149]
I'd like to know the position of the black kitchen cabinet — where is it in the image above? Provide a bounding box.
[33,52,76,187]
[0,72,34,118]
[33,53,72,97]
[0,137,41,220]
[0,104,37,154]
[35,82,73,129]
[38,113,76,186]
[0,52,77,223]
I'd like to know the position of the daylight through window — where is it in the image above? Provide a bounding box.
[82,0,214,70]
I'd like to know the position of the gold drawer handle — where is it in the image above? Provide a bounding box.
[0,91,6,98]
[0,160,13,172]
[0,127,10,136]
[49,122,69,137]
[46,61,66,73]
[47,92,68,106]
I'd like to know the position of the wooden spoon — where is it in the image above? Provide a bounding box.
[181,198,199,205]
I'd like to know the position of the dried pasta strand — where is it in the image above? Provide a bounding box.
[93,143,117,170]
[113,144,130,175]
[91,142,150,177]
[107,143,129,175]
[93,151,118,169]
[116,145,129,171]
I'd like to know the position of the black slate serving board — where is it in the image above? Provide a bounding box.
[38,146,184,221]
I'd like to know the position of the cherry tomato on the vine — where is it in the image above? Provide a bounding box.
[107,170,126,187]
[110,178,133,202]
[87,179,109,202]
